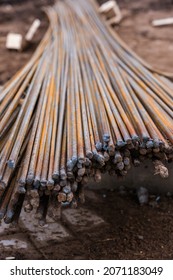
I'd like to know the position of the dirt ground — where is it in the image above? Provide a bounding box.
[0,0,173,260]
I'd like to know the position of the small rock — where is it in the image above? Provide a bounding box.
[137,187,149,205]
[137,235,144,240]
[156,196,161,203]
[166,192,172,198]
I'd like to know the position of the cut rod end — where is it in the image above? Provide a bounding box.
[146,140,154,149]
[33,177,40,189]
[153,139,160,148]
[7,159,15,169]
[86,151,93,159]
[142,135,150,143]
[125,138,132,145]
[4,210,14,224]
[60,168,67,181]
[40,179,47,188]
[78,157,85,164]
[67,159,76,171]
[95,141,103,151]
[18,185,26,194]
[103,133,110,143]
[52,172,59,181]
[132,135,140,142]
[116,140,126,148]
[108,145,115,156]
[26,174,34,185]
[47,179,54,190]
[18,178,26,186]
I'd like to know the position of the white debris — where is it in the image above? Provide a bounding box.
[25,19,41,42]
[0,239,27,249]
[6,33,23,50]
[6,19,41,51]
[137,235,144,240]
[99,1,115,13]
[152,17,173,27]
[5,256,15,260]
[99,0,122,25]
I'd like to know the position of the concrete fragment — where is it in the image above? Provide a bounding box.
[19,209,70,248]
[0,233,42,259]
[62,207,105,231]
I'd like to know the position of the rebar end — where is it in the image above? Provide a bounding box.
[8,159,15,169]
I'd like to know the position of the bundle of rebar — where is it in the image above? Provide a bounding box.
[0,0,172,224]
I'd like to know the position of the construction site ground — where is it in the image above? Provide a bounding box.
[0,0,173,260]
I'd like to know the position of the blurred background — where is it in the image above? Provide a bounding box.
[1,0,173,85]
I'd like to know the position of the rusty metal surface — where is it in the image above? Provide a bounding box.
[0,0,172,224]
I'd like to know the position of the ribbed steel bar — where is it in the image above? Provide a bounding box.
[0,0,172,224]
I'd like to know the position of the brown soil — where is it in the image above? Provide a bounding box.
[84,189,173,260]
[0,0,173,260]
[44,190,173,260]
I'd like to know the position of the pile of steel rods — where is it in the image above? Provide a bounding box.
[0,0,172,224]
